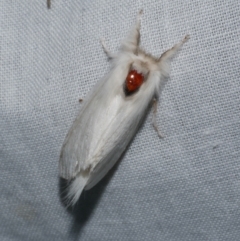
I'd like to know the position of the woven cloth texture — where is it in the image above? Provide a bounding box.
[1,1,240,240]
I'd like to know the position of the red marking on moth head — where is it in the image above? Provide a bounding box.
[125,70,144,93]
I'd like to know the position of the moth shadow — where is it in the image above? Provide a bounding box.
[58,159,122,240]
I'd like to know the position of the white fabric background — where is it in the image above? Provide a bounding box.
[1,0,240,240]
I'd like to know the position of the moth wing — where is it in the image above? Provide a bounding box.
[83,76,155,189]
[59,62,153,183]
[59,73,110,179]
[84,109,144,190]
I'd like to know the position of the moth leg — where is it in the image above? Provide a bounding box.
[152,98,164,138]
[158,35,189,77]
[121,9,143,53]
[100,38,116,59]
[159,35,190,62]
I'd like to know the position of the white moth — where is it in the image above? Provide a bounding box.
[59,10,189,206]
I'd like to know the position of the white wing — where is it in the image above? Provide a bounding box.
[59,53,156,184]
